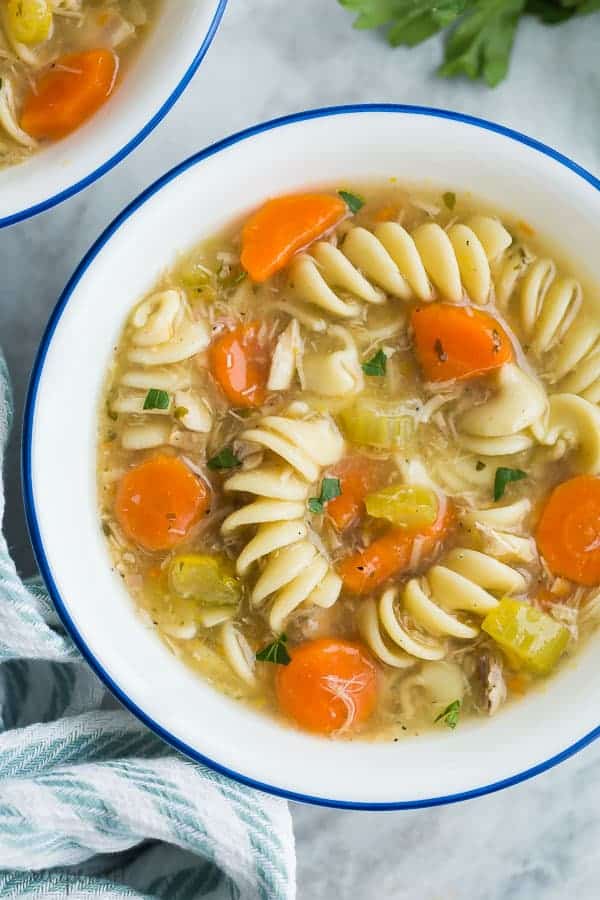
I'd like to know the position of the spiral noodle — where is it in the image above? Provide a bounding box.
[494,241,600,402]
[221,407,345,632]
[110,289,212,449]
[287,216,512,318]
[358,548,526,667]
[455,362,548,456]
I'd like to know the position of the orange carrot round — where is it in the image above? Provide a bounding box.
[339,497,453,594]
[536,475,600,586]
[326,456,387,531]
[21,48,118,141]
[276,638,377,734]
[115,456,209,552]
[411,304,513,382]
[209,322,270,408]
[240,193,346,283]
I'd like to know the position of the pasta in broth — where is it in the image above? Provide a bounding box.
[0,0,158,168]
[98,184,600,740]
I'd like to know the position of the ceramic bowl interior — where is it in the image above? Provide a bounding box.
[24,106,600,808]
[0,0,227,228]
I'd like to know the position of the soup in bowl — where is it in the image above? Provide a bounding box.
[25,106,600,807]
[0,0,226,227]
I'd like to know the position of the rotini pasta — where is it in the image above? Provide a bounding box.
[494,238,600,403]
[221,407,345,632]
[109,290,212,450]
[288,216,512,318]
[359,548,526,666]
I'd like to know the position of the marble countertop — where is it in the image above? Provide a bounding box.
[1,2,599,896]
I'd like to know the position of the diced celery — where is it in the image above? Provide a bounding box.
[365,484,438,528]
[482,598,570,675]
[168,554,241,608]
[7,0,52,44]
[338,399,413,449]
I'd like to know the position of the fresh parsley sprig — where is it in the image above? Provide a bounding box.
[338,189,365,213]
[207,447,241,470]
[338,0,599,87]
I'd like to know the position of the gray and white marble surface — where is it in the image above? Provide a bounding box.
[1,2,599,897]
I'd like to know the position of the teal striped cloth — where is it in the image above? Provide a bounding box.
[0,351,296,899]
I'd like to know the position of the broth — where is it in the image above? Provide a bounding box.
[97,183,600,740]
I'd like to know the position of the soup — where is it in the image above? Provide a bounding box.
[0,0,157,168]
[98,184,600,740]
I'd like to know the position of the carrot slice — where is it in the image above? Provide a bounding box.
[339,497,453,594]
[21,48,118,140]
[276,638,377,734]
[209,322,270,408]
[536,475,600,586]
[411,304,513,382]
[326,456,387,531]
[240,193,346,283]
[115,456,209,552]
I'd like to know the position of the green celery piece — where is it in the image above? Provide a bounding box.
[365,483,438,528]
[439,0,526,87]
[482,597,570,675]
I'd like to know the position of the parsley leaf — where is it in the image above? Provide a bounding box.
[338,189,365,213]
[494,466,527,501]
[338,0,596,86]
[256,633,291,665]
[435,699,461,729]
[207,447,241,470]
[308,477,342,514]
[362,349,387,376]
[143,388,170,411]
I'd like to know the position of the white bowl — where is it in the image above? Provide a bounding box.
[24,106,600,809]
[0,0,227,228]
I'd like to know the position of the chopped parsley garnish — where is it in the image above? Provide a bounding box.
[494,467,527,501]
[308,477,342,514]
[143,388,170,411]
[434,699,461,729]
[362,349,387,376]
[443,191,456,210]
[207,447,241,470]
[338,190,365,214]
[256,633,291,665]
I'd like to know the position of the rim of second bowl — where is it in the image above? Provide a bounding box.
[0,0,228,230]
[22,104,600,810]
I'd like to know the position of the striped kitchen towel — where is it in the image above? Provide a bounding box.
[0,350,296,899]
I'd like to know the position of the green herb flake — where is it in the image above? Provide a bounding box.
[443,191,457,210]
[308,477,342,514]
[207,447,241,470]
[434,699,461,729]
[494,467,527,501]
[338,189,365,214]
[174,406,189,421]
[475,460,486,471]
[143,388,170,411]
[362,349,387,376]
[256,633,291,665]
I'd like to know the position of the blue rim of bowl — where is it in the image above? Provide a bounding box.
[0,0,228,230]
[23,104,600,810]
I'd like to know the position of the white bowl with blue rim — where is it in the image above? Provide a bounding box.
[0,0,227,229]
[23,105,600,809]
